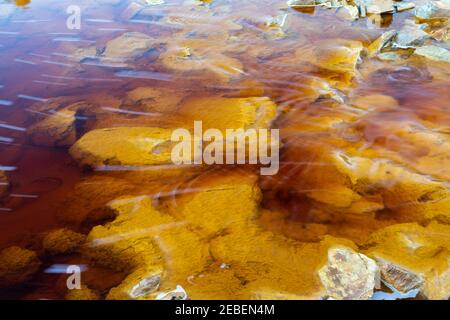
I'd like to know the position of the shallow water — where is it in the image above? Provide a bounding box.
[0,0,449,300]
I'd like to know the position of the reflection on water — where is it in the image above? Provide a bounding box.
[0,0,449,300]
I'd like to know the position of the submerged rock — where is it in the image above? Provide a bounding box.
[73,32,157,66]
[414,45,450,62]
[28,110,78,148]
[42,229,86,256]
[123,87,184,114]
[178,96,278,132]
[365,222,450,300]
[0,246,41,288]
[160,37,244,82]
[69,127,175,168]
[318,246,380,300]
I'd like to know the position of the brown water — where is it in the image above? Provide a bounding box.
[0,0,449,300]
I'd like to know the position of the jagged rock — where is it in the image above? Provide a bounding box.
[0,246,41,288]
[65,285,100,300]
[414,45,450,62]
[73,32,157,66]
[365,222,450,300]
[393,20,430,48]
[42,229,86,256]
[0,171,8,199]
[367,30,397,56]
[415,0,450,20]
[318,246,380,300]
[28,110,77,147]
[69,127,175,168]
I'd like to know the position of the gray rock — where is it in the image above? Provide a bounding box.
[394,20,430,48]
[319,246,380,300]
[415,45,450,62]
[415,0,450,19]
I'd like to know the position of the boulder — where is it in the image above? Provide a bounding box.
[43,229,86,256]
[0,246,41,288]
[318,246,380,300]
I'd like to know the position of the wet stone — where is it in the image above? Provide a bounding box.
[415,0,450,20]
[129,275,161,298]
[318,246,380,300]
[414,45,450,62]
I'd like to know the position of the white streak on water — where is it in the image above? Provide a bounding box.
[86,18,114,23]
[0,123,26,132]
[115,70,172,81]
[101,106,161,116]
[42,60,74,67]
[0,136,14,143]
[17,94,48,102]
[0,100,13,106]
[14,58,36,65]
[10,193,39,199]
[33,80,68,86]
[29,53,51,58]
[0,166,16,171]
